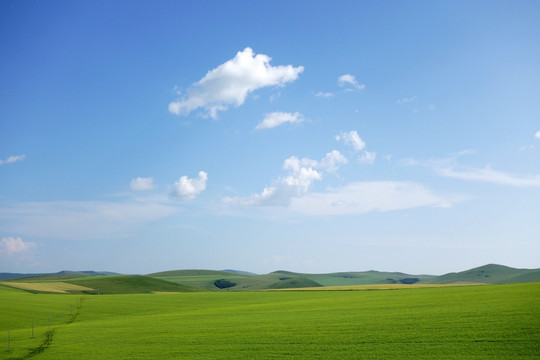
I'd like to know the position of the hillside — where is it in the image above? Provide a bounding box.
[0,270,119,281]
[148,264,540,291]
[64,275,201,294]
[426,264,540,284]
[149,269,325,291]
[0,274,201,294]
[2,264,538,293]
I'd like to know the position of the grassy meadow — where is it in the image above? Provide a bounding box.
[1,282,539,359]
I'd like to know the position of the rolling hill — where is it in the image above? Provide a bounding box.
[425,264,540,284]
[1,264,538,294]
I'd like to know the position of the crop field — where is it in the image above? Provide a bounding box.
[271,283,482,291]
[1,283,539,359]
[0,282,93,294]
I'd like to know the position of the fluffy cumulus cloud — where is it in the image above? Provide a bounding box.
[535,131,540,140]
[129,177,156,191]
[171,171,208,200]
[168,47,304,119]
[337,74,365,90]
[0,237,36,255]
[224,151,347,206]
[256,111,304,130]
[336,131,366,151]
[289,182,452,216]
[0,154,26,166]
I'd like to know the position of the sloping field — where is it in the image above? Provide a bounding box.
[0,282,93,294]
[425,264,540,284]
[65,275,201,294]
[2,282,538,359]
[150,270,324,291]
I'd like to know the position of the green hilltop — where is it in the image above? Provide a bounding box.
[424,264,540,284]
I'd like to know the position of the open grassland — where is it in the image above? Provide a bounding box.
[0,282,93,294]
[1,283,539,359]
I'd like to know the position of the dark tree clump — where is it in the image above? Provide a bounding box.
[214,279,237,289]
[399,278,420,284]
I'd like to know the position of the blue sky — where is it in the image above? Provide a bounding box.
[1,0,539,275]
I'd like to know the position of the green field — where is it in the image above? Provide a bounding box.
[1,282,538,359]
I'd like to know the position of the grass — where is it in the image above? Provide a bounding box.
[1,282,538,359]
[151,271,323,291]
[65,275,201,294]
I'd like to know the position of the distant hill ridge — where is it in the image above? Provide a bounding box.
[0,270,119,281]
[1,264,539,293]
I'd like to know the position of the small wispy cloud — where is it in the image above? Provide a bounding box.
[337,74,365,90]
[0,154,26,166]
[0,237,36,256]
[171,171,208,200]
[130,177,156,191]
[336,131,377,164]
[315,91,334,98]
[168,47,304,119]
[396,96,417,105]
[359,150,376,164]
[289,181,454,216]
[535,130,540,140]
[437,167,540,187]
[406,151,540,188]
[336,130,366,151]
[255,111,304,130]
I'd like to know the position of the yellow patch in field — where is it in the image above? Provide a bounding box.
[0,281,94,293]
[270,283,485,291]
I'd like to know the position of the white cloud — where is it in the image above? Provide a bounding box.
[224,151,347,207]
[535,130,540,140]
[0,200,177,240]
[519,145,534,152]
[0,154,26,166]
[407,152,540,188]
[171,171,208,200]
[255,111,304,130]
[397,96,417,104]
[130,177,156,191]
[168,47,304,119]
[289,181,452,216]
[436,167,540,187]
[320,150,348,173]
[359,151,376,164]
[0,237,36,255]
[315,91,334,98]
[336,130,366,151]
[337,74,365,90]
